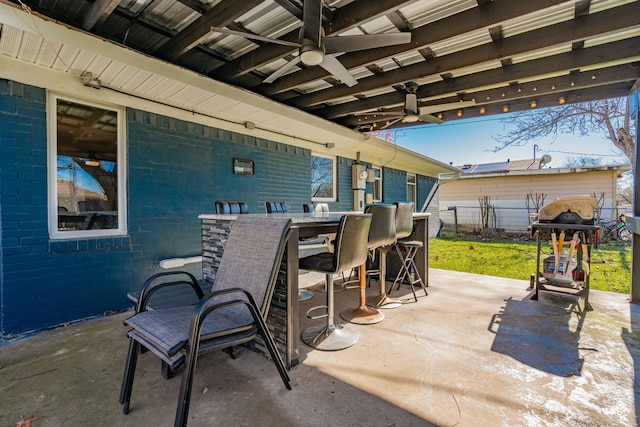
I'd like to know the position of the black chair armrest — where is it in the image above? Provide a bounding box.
[135,271,203,314]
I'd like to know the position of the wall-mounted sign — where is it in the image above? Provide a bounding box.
[233,158,254,175]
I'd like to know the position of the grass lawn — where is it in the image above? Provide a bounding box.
[430,232,631,294]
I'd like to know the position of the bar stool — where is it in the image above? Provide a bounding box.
[389,201,428,302]
[367,202,415,309]
[341,204,396,325]
[265,202,288,213]
[299,214,372,350]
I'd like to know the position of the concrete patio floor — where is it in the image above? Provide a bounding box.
[1,268,639,427]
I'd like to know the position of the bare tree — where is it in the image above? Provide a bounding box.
[563,156,602,168]
[493,97,635,163]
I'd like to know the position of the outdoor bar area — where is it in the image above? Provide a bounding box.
[199,210,430,368]
[1,1,640,426]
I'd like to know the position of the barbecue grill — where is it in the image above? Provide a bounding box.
[529,196,599,311]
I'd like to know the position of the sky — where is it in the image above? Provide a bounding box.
[389,114,629,168]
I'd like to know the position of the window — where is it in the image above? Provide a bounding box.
[48,94,126,238]
[311,153,336,202]
[372,167,382,202]
[407,173,416,209]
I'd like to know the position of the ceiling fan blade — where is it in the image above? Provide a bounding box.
[318,55,357,87]
[418,114,444,125]
[419,100,476,115]
[324,33,412,54]
[263,56,302,84]
[302,0,323,45]
[354,111,404,117]
[380,118,402,130]
[209,27,301,48]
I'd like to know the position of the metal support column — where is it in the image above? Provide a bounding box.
[630,83,640,303]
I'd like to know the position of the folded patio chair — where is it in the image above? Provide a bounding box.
[119,216,292,426]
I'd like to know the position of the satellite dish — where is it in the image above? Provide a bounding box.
[540,154,552,166]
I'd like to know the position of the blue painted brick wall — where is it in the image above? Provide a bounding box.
[0,82,314,336]
[382,167,407,203]
[0,79,440,336]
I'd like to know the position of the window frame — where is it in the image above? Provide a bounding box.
[47,92,127,239]
[372,166,382,202]
[407,173,417,210]
[310,153,337,202]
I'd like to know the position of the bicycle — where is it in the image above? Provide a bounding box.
[598,214,632,242]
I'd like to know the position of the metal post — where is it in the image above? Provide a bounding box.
[631,84,640,303]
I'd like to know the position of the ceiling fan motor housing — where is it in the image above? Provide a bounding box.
[300,40,325,66]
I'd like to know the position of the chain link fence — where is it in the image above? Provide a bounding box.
[439,205,622,236]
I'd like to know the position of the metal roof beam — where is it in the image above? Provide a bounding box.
[322,37,640,119]
[260,0,567,95]
[293,2,640,109]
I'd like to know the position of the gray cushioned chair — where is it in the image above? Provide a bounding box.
[299,214,372,351]
[119,216,292,426]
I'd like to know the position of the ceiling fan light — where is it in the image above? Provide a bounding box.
[85,159,100,167]
[300,46,324,66]
[404,114,419,122]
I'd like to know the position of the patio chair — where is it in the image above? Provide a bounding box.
[119,216,292,426]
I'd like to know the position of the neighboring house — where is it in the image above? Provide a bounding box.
[439,158,631,234]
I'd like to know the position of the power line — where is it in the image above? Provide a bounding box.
[545,149,624,157]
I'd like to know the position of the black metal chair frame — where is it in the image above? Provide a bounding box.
[389,202,428,303]
[119,217,292,426]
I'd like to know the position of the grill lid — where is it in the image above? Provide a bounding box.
[538,196,598,224]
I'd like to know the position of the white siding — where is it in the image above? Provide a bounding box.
[439,169,623,233]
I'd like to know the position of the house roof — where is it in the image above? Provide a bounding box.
[453,158,631,178]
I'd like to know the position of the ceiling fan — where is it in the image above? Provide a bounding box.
[356,82,476,130]
[210,0,411,87]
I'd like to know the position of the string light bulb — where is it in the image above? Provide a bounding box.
[479,106,486,114]
[502,105,509,113]
[558,96,566,105]
[456,110,463,117]
[437,113,443,120]
[530,100,537,108]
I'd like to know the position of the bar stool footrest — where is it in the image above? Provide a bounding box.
[305,305,328,320]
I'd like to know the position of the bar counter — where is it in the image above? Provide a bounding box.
[198,212,430,367]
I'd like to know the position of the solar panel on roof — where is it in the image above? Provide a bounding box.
[471,161,510,173]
